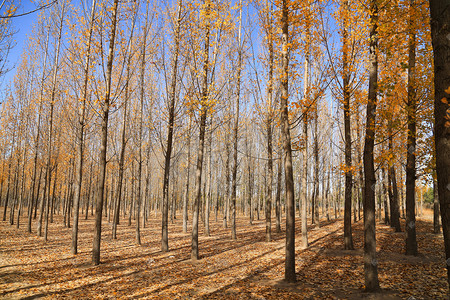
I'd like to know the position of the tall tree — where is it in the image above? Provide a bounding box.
[162,0,183,252]
[192,0,211,261]
[28,24,50,234]
[342,0,354,250]
[44,0,66,242]
[230,0,243,241]
[136,0,151,247]
[72,0,96,255]
[405,0,418,256]
[363,0,380,291]
[429,0,450,292]
[92,0,119,265]
[264,0,274,243]
[280,0,296,283]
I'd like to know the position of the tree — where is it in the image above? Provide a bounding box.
[192,0,211,261]
[72,0,96,255]
[279,0,296,283]
[92,0,119,265]
[230,0,243,241]
[263,0,274,243]
[341,0,354,250]
[43,0,66,242]
[162,0,183,252]
[362,0,380,291]
[405,0,418,256]
[27,21,50,234]
[136,0,151,247]
[429,0,450,293]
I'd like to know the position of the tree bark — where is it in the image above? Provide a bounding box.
[429,0,450,292]
[280,0,296,283]
[230,0,242,241]
[162,0,182,252]
[72,0,95,254]
[405,0,418,256]
[343,0,354,249]
[92,0,119,265]
[433,177,440,233]
[363,0,380,291]
[192,0,210,261]
[388,125,401,232]
[276,151,282,233]
[183,115,192,233]
[28,26,50,233]
[44,0,66,242]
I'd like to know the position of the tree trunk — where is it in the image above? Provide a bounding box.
[342,0,354,248]
[433,177,440,234]
[28,26,50,233]
[405,0,418,256]
[112,96,128,239]
[382,167,389,224]
[313,114,320,228]
[162,0,182,251]
[280,0,296,283]
[135,3,148,246]
[276,151,282,233]
[192,0,210,261]
[44,0,65,242]
[301,73,309,248]
[231,1,242,241]
[205,124,212,236]
[363,0,380,291]
[224,141,230,228]
[92,0,119,265]
[429,0,450,292]
[183,115,192,233]
[72,0,95,254]
[85,164,93,220]
[388,126,401,232]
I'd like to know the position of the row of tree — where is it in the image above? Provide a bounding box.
[0,0,449,293]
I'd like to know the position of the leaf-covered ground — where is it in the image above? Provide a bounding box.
[0,208,447,299]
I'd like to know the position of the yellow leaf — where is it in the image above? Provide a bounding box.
[445,86,450,94]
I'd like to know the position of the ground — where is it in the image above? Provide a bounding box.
[0,208,447,299]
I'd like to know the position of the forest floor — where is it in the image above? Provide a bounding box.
[0,208,447,299]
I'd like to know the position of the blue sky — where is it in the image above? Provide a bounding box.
[0,1,40,98]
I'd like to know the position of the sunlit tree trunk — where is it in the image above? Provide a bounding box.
[162,0,182,251]
[230,0,242,241]
[72,0,96,255]
[183,114,192,233]
[264,0,274,243]
[280,0,296,283]
[363,0,380,291]
[192,0,211,261]
[301,58,309,248]
[276,150,282,233]
[28,27,50,233]
[135,1,149,246]
[44,0,66,242]
[342,0,354,250]
[92,0,119,265]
